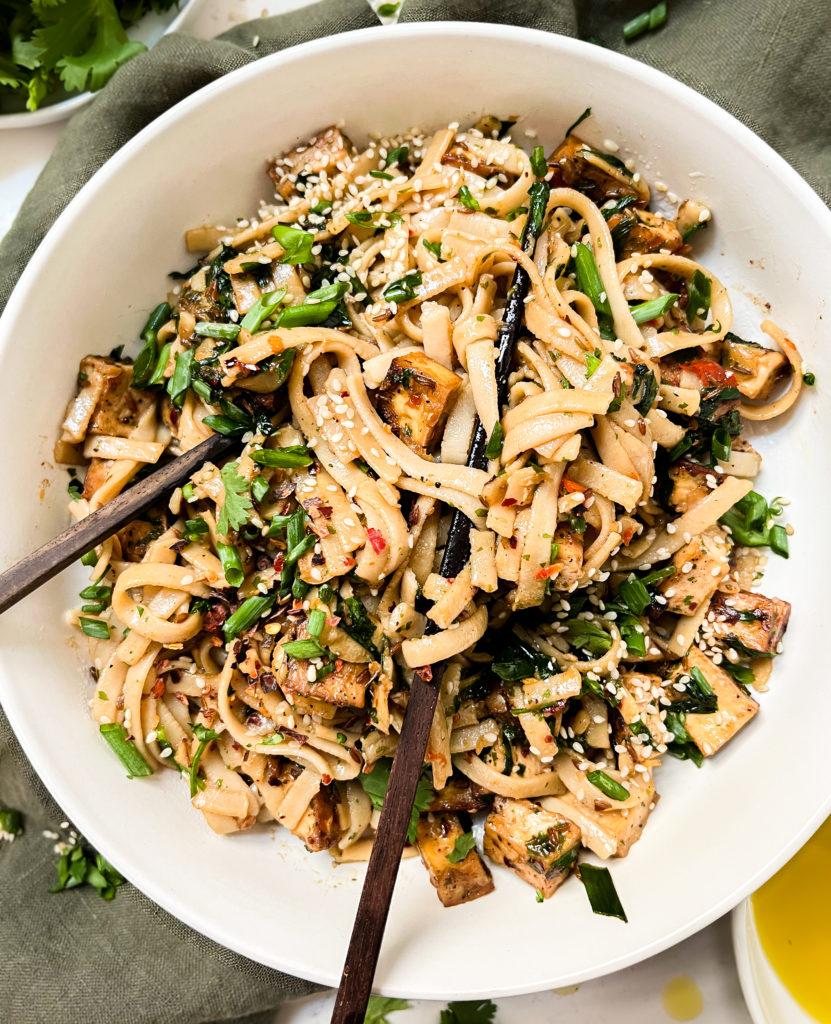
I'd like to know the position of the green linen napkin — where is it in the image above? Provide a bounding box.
[0,2,828,1022]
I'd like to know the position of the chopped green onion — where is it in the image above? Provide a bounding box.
[223,594,275,641]
[370,169,394,180]
[629,293,679,324]
[623,2,668,42]
[725,663,755,686]
[183,518,209,543]
[147,342,172,386]
[251,476,270,503]
[377,1,399,14]
[189,723,218,797]
[384,144,409,168]
[191,378,214,404]
[267,514,293,537]
[586,770,630,802]
[79,617,110,640]
[250,445,313,468]
[446,831,476,864]
[686,269,712,325]
[80,550,98,567]
[457,185,480,211]
[422,238,443,260]
[573,242,614,340]
[217,543,244,587]
[617,574,651,616]
[382,270,422,305]
[578,863,628,921]
[345,211,373,226]
[485,422,504,460]
[79,584,111,603]
[307,608,326,638]
[640,565,676,587]
[530,145,548,178]
[525,179,550,239]
[166,349,194,408]
[285,534,315,567]
[276,282,348,328]
[194,321,241,340]
[271,224,315,265]
[803,371,816,386]
[689,665,714,696]
[0,808,23,836]
[140,302,172,345]
[283,638,327,660]
[99,723,152,779]
[565,106,592,137]
[318,583,336,605]
[769,524,789,558]
[240,288,288,333]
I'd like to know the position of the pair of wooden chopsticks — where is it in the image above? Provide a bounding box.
[0,178,550,1023]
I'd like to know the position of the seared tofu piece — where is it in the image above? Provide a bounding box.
[283,653,369,709]
[416,814,494,907]
[668,459,711,512]
[551,523,584,590]
[545,783,653,859]
[267,126,352,200]
[483,796,581,899]
[374,351,461,450]
[677,647,759,757]
[59,356,153,446]
[548,136,643,206]
[429,776,489,814]
[117,519,164,562]
[292,785,340,852]
[81,458,112,500]
[659,528,730,615]
[606,207,683,259]
[722,336,788,401]
[710,589,791,655]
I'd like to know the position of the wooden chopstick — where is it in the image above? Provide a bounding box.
[0,431,234,615]
[332,180,551,1023]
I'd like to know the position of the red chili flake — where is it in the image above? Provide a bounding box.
[342,556,357,568]
[322,774,333,785]
[561,477,584,494]
[150,678,165,699]
[508,536,518,549]
[335,659,344,671]
[273,553,285,572]
[683,358,735,387]
[414,665,433,682]
[501,497,518,507]
[534,562,563,581]
[366,527,387,553]
[317,504,333,519]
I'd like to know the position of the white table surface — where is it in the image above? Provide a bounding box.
[0,2,752,1020]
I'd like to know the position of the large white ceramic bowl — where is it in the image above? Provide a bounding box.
[1,23,829,999]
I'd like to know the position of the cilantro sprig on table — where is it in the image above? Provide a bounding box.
[0,0,178,113]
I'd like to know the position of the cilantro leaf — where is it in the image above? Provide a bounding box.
[364,995,411,1024]
[359,759,435,843]
[440,1000,497,1024]
[447,831,476,864]
[56,1,145,94]
[217,461,252,536]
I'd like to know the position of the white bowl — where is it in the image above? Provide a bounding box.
[1,23,830,999]
[732,901,816,1024]
[0,0,202,129]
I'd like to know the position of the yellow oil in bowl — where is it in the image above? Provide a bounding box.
[752,817,831,1022]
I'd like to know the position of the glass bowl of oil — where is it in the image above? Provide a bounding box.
[733,817,831,1023]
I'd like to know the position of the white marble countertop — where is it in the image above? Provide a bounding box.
[0,3,753,1020]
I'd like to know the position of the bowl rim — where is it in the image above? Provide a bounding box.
[2,20,831,995]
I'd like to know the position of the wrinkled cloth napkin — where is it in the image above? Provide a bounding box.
[0,1,828,1022]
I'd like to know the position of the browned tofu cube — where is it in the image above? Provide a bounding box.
[60,356,154,446]
[267,126,352,200]
[710,589,791,655]
[283,651,369,709]
[483,796,581,899]
[416,814,494,907]
[722,336,788,401]
[659,528,730,615]
[429,776,489,814]
[292,785,340,852]
[374,351,461,450]
[551,523,584,590]
[668,459,711,512]
[548,135,643,205]
[678,647,759,757]
[606,207,683,259]
[117,519,164,562]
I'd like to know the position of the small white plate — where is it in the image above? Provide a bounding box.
[0,0,203,129]
[732,901,816,1024]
